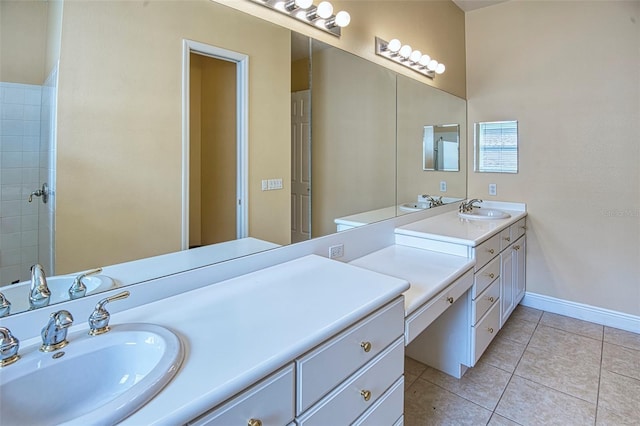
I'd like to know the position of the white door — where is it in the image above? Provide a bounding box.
[291,90,311,243]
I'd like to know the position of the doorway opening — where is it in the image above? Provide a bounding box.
[181,40,248,250]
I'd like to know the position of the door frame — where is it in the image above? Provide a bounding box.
[181,39,249,250]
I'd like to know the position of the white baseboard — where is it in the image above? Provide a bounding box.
[521,292,640,334]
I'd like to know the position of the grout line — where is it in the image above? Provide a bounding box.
[593,336,604,426]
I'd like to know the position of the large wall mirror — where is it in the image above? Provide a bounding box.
[0,0,466,316]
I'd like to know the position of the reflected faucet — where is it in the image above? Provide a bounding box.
[459,199,483,213]
[68,267,103,300]
[29,264,51,309]
[0,292,10,317]
[41,310,74,352]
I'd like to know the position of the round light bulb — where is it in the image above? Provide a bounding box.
[334,10,350,27]
[295,0,313,9]
[399,45,412,59]
[435,63,446,74]
[387,39,402,53]
[418,54,431,67]
[409,50,422,63]
[317,1,333,19]
[427,59,438,71]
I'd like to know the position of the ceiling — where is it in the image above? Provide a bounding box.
[452,0,510,12]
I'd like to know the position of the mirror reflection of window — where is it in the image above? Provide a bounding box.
[422,124,460,171]
[474,120,518,173]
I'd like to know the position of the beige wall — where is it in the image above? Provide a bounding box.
[0,0,48,84]
[311,46,396,237]
[217,0,467,98]
[56,0,290,273]
[466,1,640,316]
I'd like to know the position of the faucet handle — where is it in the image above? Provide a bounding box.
[68,267,103,300]
[0,327,20,367]
[88,291,130,336]
[0,292,11,317]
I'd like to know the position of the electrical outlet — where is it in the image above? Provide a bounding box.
[440,181,447,192]
[489,183,497,196]
[329,244,344,259]
[261,180,268,191]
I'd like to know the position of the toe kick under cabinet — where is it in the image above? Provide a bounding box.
[189,297,406,426]
[403,215,526,378]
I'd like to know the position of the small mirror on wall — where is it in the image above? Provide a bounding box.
[474,120,518,173]
[423,124,460,171]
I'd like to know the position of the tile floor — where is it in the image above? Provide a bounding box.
[404,305,640,425]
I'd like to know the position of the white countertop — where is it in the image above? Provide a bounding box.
[395,202,527,247]
[98,254,408,424]
[334,206,406,228]
[350,245,475,316]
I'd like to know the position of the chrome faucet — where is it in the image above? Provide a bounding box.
[68,267,103,300]
[0,292,11,317]
[88,291,130,336]
[29,264,51,309]
[0,327,20,367]
[41,310,74,352]
[459,198,483,213]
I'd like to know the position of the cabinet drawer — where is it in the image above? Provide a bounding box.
[472,256,500,298]
[512,218,526,241]
[473,233,501,271]
[405,269,473,344]
[188,364,294,426]
[297,338,404,426]
[352,376,404,426]
[499,228,512,252]
[472,302,500,364]
[472,279,500,325]
[296,297,404,414]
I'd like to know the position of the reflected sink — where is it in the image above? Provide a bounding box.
[458,208,511,220]
[0,323,184,425]
[399,202,430,212]
[0,274,116,314]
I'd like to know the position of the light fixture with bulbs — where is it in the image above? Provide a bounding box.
[375,37,445,79]
[252,0,350,37]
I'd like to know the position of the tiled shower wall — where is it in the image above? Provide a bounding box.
[0,68,57,286]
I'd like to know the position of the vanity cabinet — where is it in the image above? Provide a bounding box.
[189,297,406,426]
[500,233,527,327]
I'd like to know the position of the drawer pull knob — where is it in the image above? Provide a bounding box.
[514,245,521,250]
[488,327,494,334]
[521,225,527,230]
[248,420,262,426]
[488,249,495,254]
[488,296,495,303]
[361,341,372,352]
[447,296,454,304]
[488,273,495,279]
[360,389,372,401]
[504,237,510,242]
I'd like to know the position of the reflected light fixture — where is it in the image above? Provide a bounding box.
[252,0,350,37]
[375,37,446,79]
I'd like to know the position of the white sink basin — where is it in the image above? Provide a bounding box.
[0,323,184,425]
[1,274,116,314]
[458,208,511,220]
[399,202,429,212]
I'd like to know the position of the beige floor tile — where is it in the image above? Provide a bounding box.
[406,356,428,377]
[604,326,640,351]
[495,376,596,426]
[481,333,527,373]
[509,305,543,324]
[602,342,640,381]
[419,362,511,410]
[514,344,600,403]
[540,312,604,341]
[596,406,640,426]
[598,370,640,419]
[528,324,602,365]
[405,371,421,391]
[488,413,523,426]
[497,317,538,345]
[404,378,492,426]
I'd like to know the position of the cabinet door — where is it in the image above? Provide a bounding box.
[500,249,515,329]
[514,236,526,303]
